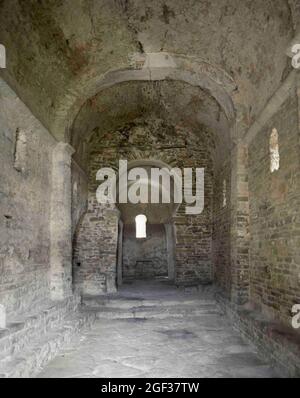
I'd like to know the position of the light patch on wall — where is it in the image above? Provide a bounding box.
[0,44,6,68]
[14,128,27,173]
[135,214,147,238]
[222,179,227,208]
[270,128,280,173]
[73,181,78,202]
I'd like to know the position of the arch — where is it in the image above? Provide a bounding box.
[49,53,237,142]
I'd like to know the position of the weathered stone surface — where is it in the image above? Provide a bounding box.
[0,294,97,378]
[73,196,119,295]
[73,116,214,289]
[248,92,300,326]
[50,142,75,300]
[122,224,168,280]
[218,293,300,378]
[38,280,277,379]
[0,78,55,316]
[0,1,295,140]
[0,1,299,379]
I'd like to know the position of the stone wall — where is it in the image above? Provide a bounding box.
[122,224,168,280]
[75,117,214,288]
[0,78,56,316]
[174,201,212,285]
[248,92,300,325]
[73,194,119,295]
[217,294,300,378]
[71,160,88,237]
[212,160,231,296]
[229,144,251,305]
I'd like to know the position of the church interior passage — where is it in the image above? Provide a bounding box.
[0,0,300,378]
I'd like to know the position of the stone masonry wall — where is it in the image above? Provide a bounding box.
[71,160,88,237]
[79,117,214,287]
[0,78,56,316]
[248,93,300,326]
[73,194,119,295]
[122,224,168,280]
[212,160,232,296]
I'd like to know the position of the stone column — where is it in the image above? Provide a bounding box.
[50,142,75,300]
[230,142,250,305]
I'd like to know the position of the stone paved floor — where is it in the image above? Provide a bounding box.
[37,280,277,378]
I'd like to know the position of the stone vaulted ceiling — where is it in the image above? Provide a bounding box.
[71,80,229,169]
[0,0,296,144]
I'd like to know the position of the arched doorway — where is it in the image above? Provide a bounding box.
[122,223,168,281]
[116,160,178,286]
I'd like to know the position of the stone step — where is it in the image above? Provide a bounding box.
[0,310,96,378]
[82,297,216,310]
[94,303,221,320]
[0,296,80,363]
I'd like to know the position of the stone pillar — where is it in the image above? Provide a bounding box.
[230,142,250,305]
[50,142,75,300]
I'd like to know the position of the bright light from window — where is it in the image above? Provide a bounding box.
[270,128,280,173]
[222,179,227,208]
[135,214,147,238]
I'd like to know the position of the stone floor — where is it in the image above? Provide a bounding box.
[37,280,278,378]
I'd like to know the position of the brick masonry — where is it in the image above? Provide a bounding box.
[73,195,119,295]
[0,10,299,375]
[122,224,168,280]
[0,78,55,316]
[248,92,300,326]
[73,117,214,291]
[212,160,232,296]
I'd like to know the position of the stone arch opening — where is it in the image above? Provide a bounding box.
[51,54,237,143]
[70,78,233,296]
[115,159,179,286]
[1,2,300,378]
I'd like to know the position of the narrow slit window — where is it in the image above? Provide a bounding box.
[14,128,27,173]
[270,128,280,173]
[222,179,227,208]
[135,214,147,238]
